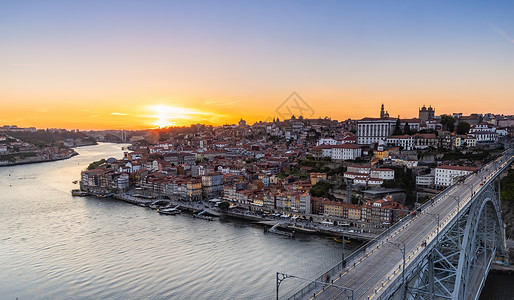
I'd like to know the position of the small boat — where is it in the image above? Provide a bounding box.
[193,214,218,221]
[97,193,114,198]
[157,205,181,215]
[329,237,351,244]
[71,189,89,196]
[158,207,181,215]
[264,223,295,238]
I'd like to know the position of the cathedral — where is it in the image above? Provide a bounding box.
[380,103,390,118]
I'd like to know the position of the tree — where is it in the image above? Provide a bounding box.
[440,115,456,132]
[393,119,402,135]
[403,122,411,135]
[456,121,470,135]
[87,159,106,170]
[310,181,334,198]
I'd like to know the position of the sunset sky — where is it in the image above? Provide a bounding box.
[1,1,513,130]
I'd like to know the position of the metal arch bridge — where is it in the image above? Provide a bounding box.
[278,150,514,300]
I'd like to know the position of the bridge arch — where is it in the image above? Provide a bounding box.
[454,184,505,300]
[404,182,506,300]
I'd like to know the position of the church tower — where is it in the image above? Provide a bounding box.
[380,103,389,118]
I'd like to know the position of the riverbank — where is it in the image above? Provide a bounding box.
[105,192,377,241]
[489,239,514,274]
[0,151,78,167]
[1,142,347,300]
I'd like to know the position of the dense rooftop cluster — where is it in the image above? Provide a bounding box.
[79,107,513,227]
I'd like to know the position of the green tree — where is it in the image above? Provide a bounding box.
[440,115,456,132]
[456,121,470,135]
[393,119,402,135]
[87,159,106,170]
[310,181,334,198]
[403,122,411,135]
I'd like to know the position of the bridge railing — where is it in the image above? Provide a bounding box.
[287,151,514,299]
[376,152,514,299]
[286,265,352,300]
[288,178,463,299]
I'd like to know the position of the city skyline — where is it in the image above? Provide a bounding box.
[2,1,514,130]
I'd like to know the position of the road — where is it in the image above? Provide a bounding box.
[305,153,513,300]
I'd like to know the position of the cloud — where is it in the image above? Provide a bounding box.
[488,23,514,44]
[111,112,128,116]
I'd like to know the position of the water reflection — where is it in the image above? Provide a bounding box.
[0,143,349,299]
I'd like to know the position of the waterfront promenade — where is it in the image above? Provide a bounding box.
[108,192,377,241]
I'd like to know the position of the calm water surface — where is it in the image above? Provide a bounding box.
[0,143,347,300]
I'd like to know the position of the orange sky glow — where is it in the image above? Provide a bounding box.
[1,1,513,130]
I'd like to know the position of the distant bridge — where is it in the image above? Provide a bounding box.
[278,150,513,300]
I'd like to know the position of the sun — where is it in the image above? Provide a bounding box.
[154,118,173,128]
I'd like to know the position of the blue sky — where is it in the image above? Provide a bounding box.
[1,1,513,128]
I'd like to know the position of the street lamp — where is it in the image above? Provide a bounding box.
[463,183,474,197]
[424,212,440,241]
[342,234,347,267]
[383,240,406,300]
[450,195,460,212]
[449,195,462,245]
[276,272,354,300]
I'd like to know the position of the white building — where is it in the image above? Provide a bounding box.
[386,135,414,150]
[416,175,435,187]
[357,118,397,145]
[400,118,421,132]
[347,165,372,174]
[345,165,394,181]
[434,165,478,188]
[464,136,477,147]
[330,144,362,160]
[317,138,341,146]
[470,131,498,143]
[469,123,495,133]
[370,168,395,180]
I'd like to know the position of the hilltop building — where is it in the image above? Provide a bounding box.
[419,105,435,122]
[380,103,390,118]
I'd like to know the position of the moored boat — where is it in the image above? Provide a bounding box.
[158,206,181,215]
[71,189,89,196]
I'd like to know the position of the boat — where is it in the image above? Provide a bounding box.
[329,237,351,244]
[71,189,89,196]
[158,207,181,215]
[96,193,114,198]
[158,205,181,215]
[264,223,295,238]
[193,210,218,221]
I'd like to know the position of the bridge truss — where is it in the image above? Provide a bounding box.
[384,180,506,300]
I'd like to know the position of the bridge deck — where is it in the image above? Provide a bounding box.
[298,153,513,300]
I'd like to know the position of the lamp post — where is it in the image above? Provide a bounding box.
[450,195,461,244]
[450,195,460,212]
[424,212,440,241]
[276,272,354,300]
[342,234,347,267]
[384,240,406,300]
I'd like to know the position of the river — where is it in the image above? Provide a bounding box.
[0,143,510,299]
[0,143,346,300]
